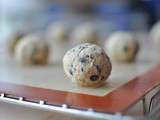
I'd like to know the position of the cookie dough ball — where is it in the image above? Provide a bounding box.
[15,35,49,65]
[71,23,99,44]
[63,43,112,87]
[150,21,160,47]
[47,22,69,43]
[7,32,24,56]
[105,32,139,62]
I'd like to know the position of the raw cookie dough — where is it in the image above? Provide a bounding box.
[150,21,160,47]
[63,43,112,87]
[15,34,49,65]
[46,22,69,43]
[7,32,24,56]
[105,32,139,62]
[71,23,99,44]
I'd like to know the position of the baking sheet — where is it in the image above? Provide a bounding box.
[0,35,160,97]
[0,49,158,97]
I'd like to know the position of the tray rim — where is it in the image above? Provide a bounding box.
[0,65,160,114]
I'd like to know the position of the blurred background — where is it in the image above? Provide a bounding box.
[1,0,160,40]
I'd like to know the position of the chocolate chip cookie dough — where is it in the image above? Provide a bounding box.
[15,34,49,65]
[47,22,69,43]
[7,31,24,56]
[63,43,112,87]
[105,32,139,62]
[71,23,99,44]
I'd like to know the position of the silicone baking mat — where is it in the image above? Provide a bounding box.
[0,50,158,97]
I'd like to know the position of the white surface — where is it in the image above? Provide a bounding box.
[0,100,137,120]
[0,101,54,120]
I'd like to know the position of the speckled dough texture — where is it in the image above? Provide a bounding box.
[105,32,139,62]
[63,43,112,87]
[15,35,49,65]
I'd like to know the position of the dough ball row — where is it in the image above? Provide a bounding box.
[7,31,139,66]
[5,21,160,87]
[6,22,99,66]
[47,22,99,45]
[6,21,160,67]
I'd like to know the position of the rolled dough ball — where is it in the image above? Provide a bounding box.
[7,32,24,56]
[47,22,69,43]
[63,43,112,87]
[105,32,139,62]
[71,23,99,44]
[15,35,49,65]
[150,21,160,47]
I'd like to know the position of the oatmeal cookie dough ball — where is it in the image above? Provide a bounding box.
[71,23,99,44]
[7,31,24,56]
[46,22,69,43]
[63,43,112,87]
[15,34,49,65]
[105,32,139,62]
[150,21,160,47]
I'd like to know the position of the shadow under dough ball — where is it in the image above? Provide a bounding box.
[15,35,49,65]
[63,43,112,87]
[105,32,139,62]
